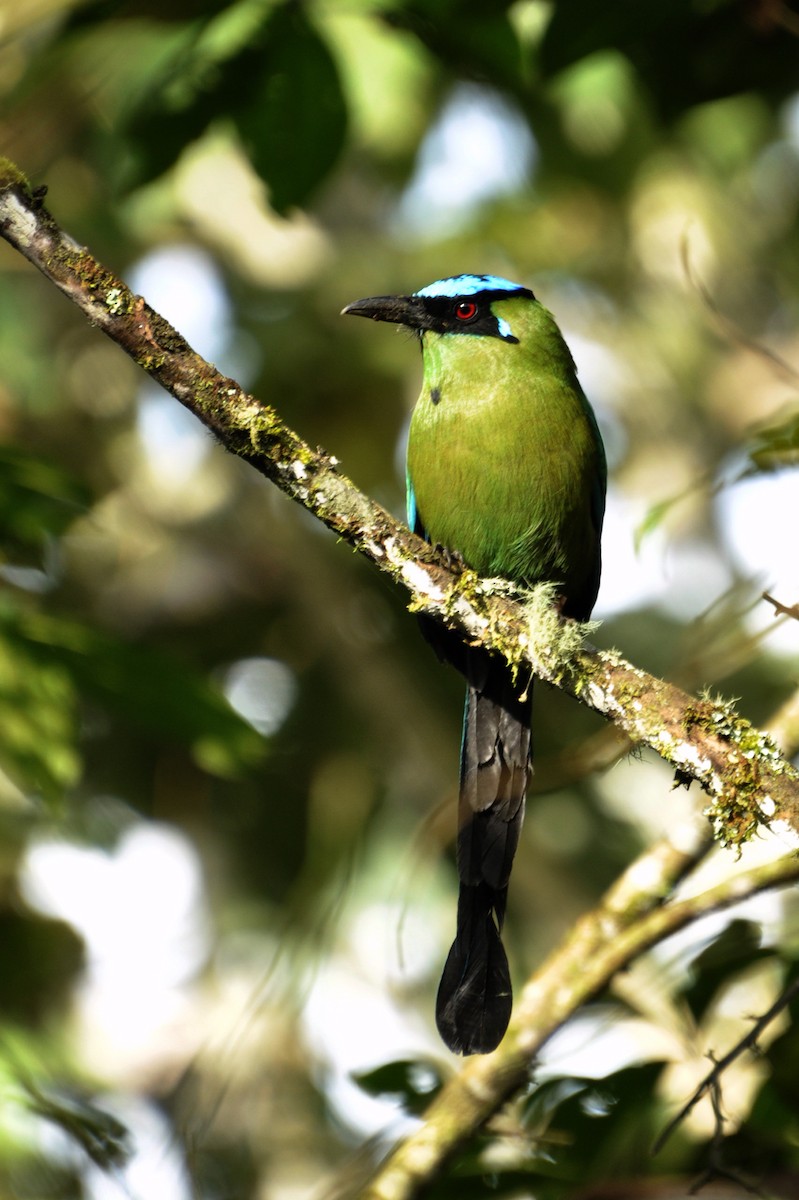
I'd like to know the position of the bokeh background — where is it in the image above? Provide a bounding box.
[2,1,799,1196]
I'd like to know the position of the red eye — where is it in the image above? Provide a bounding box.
[455,301,478,321]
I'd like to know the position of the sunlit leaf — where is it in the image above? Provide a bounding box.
[633,482,704,551]
[0,615,80,805]
[523,1064,664,1183]
[745,412,799,474]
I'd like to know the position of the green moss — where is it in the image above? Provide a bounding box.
[133,351,167,373]
[431,574,595,689]
[144,309,193,355]
[248,407,282,446]
[189,376,219,413]
[681,689,788,848]
[47,243,123,305]
[0,158,32,195]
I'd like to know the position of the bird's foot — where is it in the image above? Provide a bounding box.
[434,543,467,572]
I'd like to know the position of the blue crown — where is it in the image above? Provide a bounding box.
[414,274,528,299]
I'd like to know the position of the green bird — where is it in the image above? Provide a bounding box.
[343,274,606,1055]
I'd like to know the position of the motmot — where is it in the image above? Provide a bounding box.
[343,275,606,1055]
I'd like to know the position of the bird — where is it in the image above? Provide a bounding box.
[342,274,606,1055]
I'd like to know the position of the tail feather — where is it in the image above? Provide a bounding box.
[436,657,533,1055]
[436,881,512,1055]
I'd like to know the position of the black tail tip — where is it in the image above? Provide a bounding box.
[435,933,513,1055]
[436,1004,511,1056]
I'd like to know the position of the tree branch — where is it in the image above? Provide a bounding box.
[350,841,799,1200]
[1,159,797,849]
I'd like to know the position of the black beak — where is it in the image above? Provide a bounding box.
[341,294,433,331]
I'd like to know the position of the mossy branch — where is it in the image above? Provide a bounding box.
[1,160,799,844]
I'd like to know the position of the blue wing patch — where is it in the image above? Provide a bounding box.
[406,475,426,539]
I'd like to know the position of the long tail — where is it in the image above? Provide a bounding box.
[436,654,532,1055]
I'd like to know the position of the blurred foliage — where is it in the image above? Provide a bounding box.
[350,1057,445,1115]
[2,0,799,1197]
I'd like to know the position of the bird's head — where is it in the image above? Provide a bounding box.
[342,274,534,345]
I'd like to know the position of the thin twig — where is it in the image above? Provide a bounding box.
[763,591,799,622]
[654,973,799,1155]
[680,234,799,387]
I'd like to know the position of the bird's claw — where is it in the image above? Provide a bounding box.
[435,543,466,572]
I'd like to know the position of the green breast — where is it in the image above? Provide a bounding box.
[406,299,605,619]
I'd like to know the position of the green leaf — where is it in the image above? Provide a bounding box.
[521,1075,592,1130]
[5,607,266,780]
[0,909,84,1025]
[42,17,215,192]
[541,0,799,119]
[520,1064,665,1183]
[121,1,348,210]
[681,919,768,1023]
[117,13,249,189]
[24,1080,131,1171]
[0,447,88,562]
[0,622,80,805]
[232,3,348,212]
[745,411,799,474]
[351,1058,445,1115]
[382,1,523,88]
[96,3,280,188]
